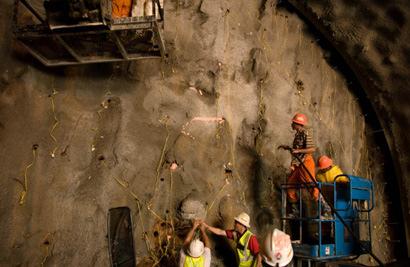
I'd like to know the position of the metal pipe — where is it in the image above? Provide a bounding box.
[20,0,45,23]
[55,36,83,63]
[111,32,129,60]
[154,0,164,21]
[18,40,51,66]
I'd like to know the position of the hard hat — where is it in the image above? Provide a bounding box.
[292,113,308,126]
[262,229,293,267]
[188,239,205,258]
[318,155,333,170]
[234,212,251,228]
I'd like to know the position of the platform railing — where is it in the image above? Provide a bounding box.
[281,177,373,259]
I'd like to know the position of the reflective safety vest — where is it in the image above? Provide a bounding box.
[184,254,205,267]
[234,230,257,267]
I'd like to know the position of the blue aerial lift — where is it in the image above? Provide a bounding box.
[278,146,382,266]
[281,175,374,266]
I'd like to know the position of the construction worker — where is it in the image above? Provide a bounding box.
[261,229,293,267]
[179,219,211,267]
[203,212,262,267]
[279,113,317,216]
[279,113,331,218]
[316,155,349,183]
[132,0,154,17]
[112,0,132,18]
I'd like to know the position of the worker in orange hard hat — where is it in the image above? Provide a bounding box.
[317,156,348,183]
[279,113,331,218]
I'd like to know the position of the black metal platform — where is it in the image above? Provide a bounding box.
[13,0,167,66]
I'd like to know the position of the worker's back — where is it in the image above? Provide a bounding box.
[317,165,348,183]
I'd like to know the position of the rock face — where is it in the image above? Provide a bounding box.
[178,194,207,220]
[0,0,407,266]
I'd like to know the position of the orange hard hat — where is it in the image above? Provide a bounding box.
[318,156,333,170]
[292,113,308,126]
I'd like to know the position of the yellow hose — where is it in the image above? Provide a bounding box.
[18,145,37,205]
[49,89,59,158]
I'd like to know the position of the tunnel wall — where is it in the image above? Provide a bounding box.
[0,0,405,265]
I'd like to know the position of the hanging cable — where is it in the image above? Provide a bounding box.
[15,144,38,205]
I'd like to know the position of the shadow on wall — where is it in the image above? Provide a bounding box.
[252,156,280,233]
[211,230,237,267]
[11,42,116,79]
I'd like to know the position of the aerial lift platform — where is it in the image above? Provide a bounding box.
[281,174,375,267]
[13,0,167,66]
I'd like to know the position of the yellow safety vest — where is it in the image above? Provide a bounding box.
[317,165,348,183]
[184,254,205,267]
[234,230,257,267]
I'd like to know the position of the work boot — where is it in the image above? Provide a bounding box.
[288,203,300,218]
[320,200,333,220]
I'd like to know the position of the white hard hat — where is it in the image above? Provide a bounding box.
[234,212,251,228]
[188,239,205,258]
[262,229,293,267]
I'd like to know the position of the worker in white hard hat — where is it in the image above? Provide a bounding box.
[261,229,293,267]
[179,219,211,267]
[203,212,262,267]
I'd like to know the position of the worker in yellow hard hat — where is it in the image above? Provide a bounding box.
[203,212,262,267]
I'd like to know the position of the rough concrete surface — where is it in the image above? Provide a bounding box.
[0,0,407,266]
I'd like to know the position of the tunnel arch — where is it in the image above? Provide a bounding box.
[1,0,409,265]
[278,0,409,259]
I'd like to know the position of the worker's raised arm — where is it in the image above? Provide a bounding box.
[183,219,201,247]
[256,253,262,267]
[202,222,227,236]
[199,223,211,248]
[293,147,315,154]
